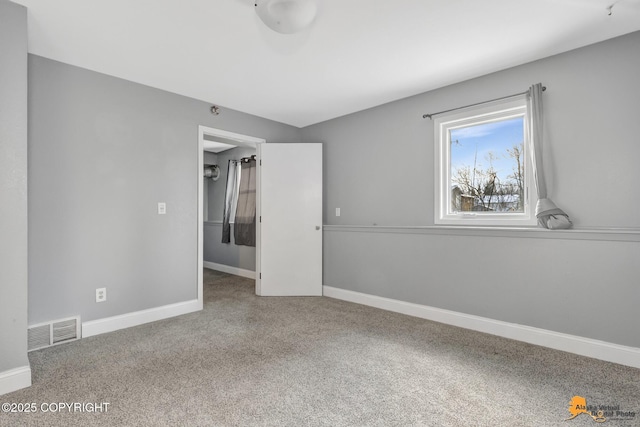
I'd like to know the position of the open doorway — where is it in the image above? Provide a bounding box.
[197,126,265,309]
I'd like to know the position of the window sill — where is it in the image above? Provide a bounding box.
[322,225,640,242]
[435,217,537,227]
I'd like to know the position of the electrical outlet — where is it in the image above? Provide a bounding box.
[336,207,341,217]
[96,287,107,303]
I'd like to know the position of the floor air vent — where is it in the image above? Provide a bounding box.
[28,316,81,351]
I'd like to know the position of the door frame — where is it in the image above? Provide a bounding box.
[198,125,265,308]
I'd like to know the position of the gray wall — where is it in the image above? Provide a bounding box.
[203,224,257,272]
[0,0,29,377]
[203,151,218,166]
[303,31,640,348]
[203,151,218,221]
[28,55,300,325]
[204,146,257,271]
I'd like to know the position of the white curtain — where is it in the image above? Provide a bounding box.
[527,83,572,229]
[221,160,240,243]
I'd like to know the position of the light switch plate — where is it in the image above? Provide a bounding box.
[158,202,166,215]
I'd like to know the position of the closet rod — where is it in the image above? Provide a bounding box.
[422,86,545,119]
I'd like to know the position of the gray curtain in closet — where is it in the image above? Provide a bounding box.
[234,159,257,247]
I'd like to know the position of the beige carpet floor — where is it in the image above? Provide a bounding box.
[1,269,638,426]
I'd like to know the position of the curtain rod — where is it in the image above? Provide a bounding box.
[231,155,256,163]
[422,86,546,120]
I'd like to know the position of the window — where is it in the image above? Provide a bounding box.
[434,95,536,226]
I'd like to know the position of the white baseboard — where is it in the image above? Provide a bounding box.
[82,299,200,338]
[323,286,640,369]
[203,261,256,279]
[0,366,31,396]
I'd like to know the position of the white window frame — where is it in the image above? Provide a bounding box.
[434,95,536,226]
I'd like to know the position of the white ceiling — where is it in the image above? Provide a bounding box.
[202,140,236,153]
[13,0,640,127]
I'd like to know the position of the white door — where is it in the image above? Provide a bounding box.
[257,143,322,296]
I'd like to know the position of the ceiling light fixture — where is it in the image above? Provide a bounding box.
[255,0,317,34]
